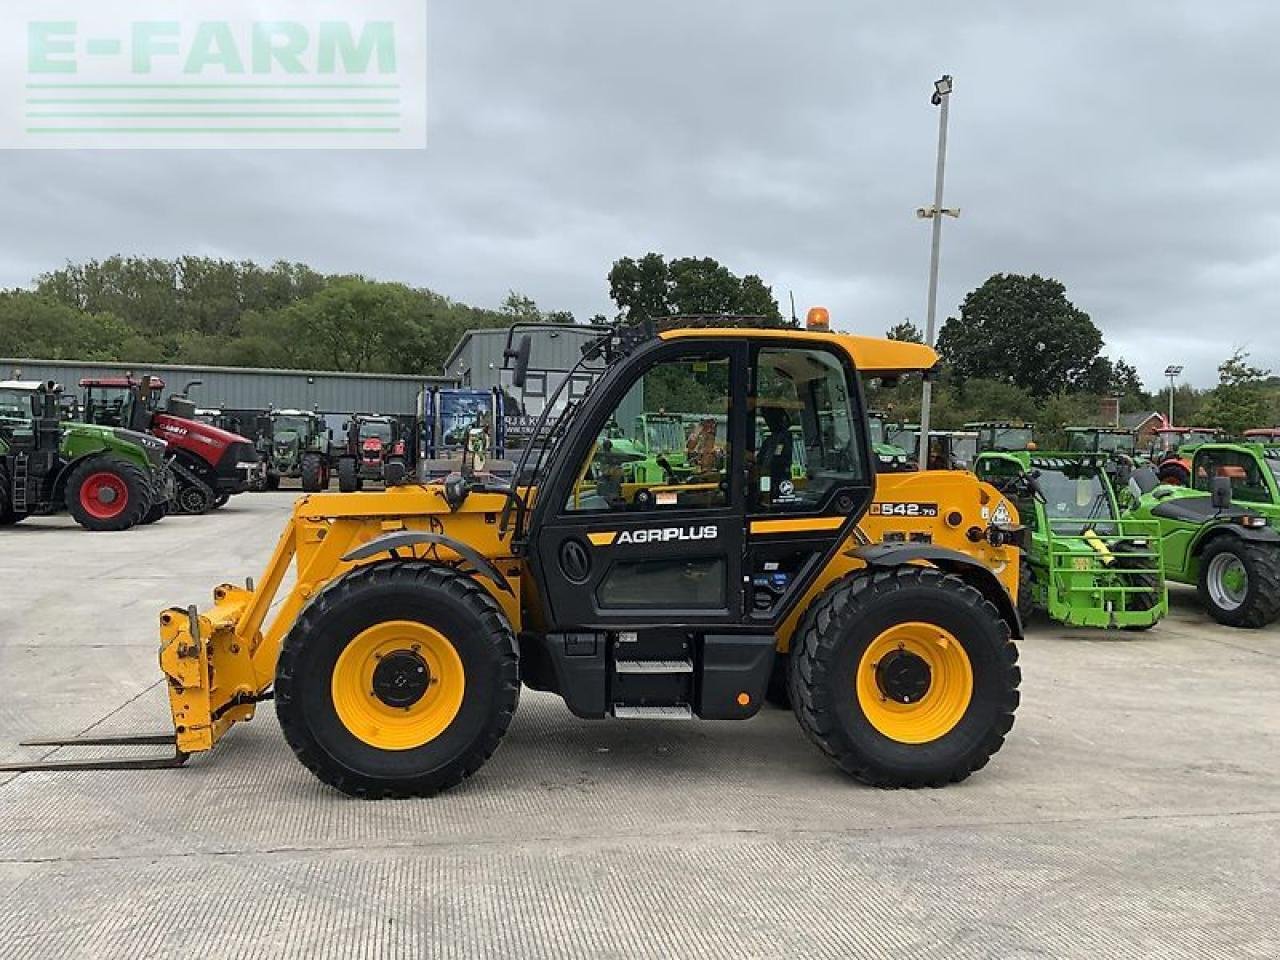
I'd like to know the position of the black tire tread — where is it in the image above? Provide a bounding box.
[787,567,1020,789]
[300,453,325,493]
[275,561,520,799]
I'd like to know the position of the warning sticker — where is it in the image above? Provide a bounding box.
[991,501,1013,525]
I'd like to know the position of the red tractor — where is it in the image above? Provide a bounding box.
[336,413,408,492]
[80,376,263,514]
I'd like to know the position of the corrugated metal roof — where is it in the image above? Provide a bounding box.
[2,358,456,416]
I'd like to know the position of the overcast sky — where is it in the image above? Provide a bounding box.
[4,0,1277,387]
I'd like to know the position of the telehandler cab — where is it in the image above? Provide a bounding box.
[3,315,1024,797]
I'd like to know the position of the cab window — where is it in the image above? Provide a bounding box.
[750,346,867,513]
[1194,450,1274,504]
[564,352,732,513]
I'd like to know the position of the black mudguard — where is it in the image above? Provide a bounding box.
[848,542,1023,638]
[341,531,513,594]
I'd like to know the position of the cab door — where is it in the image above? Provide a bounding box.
[741,341,876,624]
[531,340,747,629]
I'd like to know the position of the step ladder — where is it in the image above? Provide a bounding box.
[611,655,694,719]
[12,453,28,513]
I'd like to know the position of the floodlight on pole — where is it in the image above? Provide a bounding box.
[1164,365,1183,428]
[917,74,954,470]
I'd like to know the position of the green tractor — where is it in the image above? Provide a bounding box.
[1066,427,1139,457]
[0,380,172,531]
[269,409,332,492]
[869,410,914,471]
[975,450,1167,630]
[969,421,1037,454]
[1125,443,1280,628]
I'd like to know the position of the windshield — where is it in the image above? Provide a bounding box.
[274,415,311,436]
[1185,430,1217,445]
[868,416,886,447]
[989,427,1034,451]
[0,389,32,426]
[360,420,394,442]
[440,393,491,449]
[952,435,978,463]
[1268,460,1280,486]
[85,386,132,427]
[637,416,685,454]
[1038,466,1112,521]
[1073,431,1131,453]
[1097,433,1132,453]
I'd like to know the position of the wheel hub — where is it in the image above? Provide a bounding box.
[371,650,430,708]
[875,648,932,704]
[96,486,118,504]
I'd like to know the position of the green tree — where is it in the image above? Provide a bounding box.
[1199,349,1272,435]
[1110,358,1144,397]
[886,319,923,343]
[936,274,1104,399]
[608,253,781,323]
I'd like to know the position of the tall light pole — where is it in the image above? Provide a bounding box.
[917,74,959,469]
[1164,365,1183,427]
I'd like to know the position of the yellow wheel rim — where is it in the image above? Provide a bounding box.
[331,621,465,751]
[855,622,973,744]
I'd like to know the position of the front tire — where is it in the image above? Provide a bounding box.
[338,457,359,493]
[0,465,20,525]
[300,453,326,493]
[65,456,150,531]
[788,567,1020,788]
[275,562,520,798]
[1197,537,1280,628]
[1015,557,1036,623]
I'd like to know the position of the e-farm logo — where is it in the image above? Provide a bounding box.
[1,1,427,149]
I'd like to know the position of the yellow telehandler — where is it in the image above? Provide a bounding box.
[5,313,1025,796]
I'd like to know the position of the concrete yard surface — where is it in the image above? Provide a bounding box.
[0,495,1277,959]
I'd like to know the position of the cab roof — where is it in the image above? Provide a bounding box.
[80,376,166,388]
[658,327,938,374]
[0,380,41,391]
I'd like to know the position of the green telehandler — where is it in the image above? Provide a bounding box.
[1125,443,1280,628]
[975,450,1167,630]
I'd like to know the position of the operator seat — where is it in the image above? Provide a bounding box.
[758,407,794,493]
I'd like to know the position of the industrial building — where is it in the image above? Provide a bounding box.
[1,357,455,417]
[443,326,608,415]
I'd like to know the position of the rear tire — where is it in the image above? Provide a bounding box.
[300,453,325,493]
[65,456,150,531]
[788,567,1020,788]
[275,561,520,798]
[140,497,169,525]
[1197,537,1280,628]
[266,472,281,491]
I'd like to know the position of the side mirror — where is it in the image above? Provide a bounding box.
[1130,465,1159,495]
[1211,476,1233,510]
[512,335,532,389]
